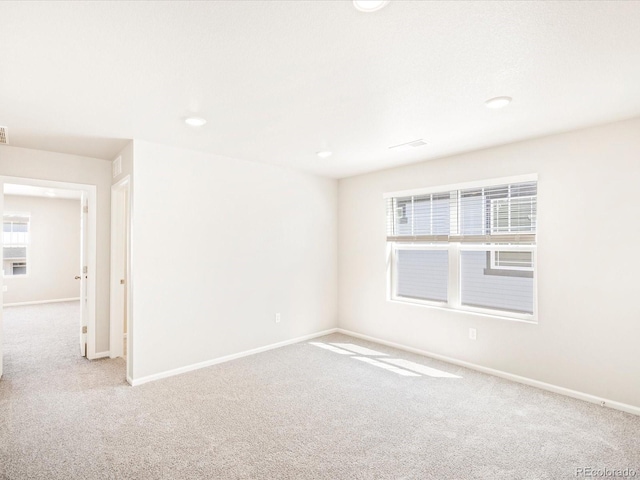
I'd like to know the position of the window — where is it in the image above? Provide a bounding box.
[3,213,30,277]
[386,176,537,321]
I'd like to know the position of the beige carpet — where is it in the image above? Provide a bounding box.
[0,302,638,479]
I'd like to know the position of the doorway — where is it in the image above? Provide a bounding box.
[0,176,98,378]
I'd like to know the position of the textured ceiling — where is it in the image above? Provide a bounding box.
[1,1,639,178]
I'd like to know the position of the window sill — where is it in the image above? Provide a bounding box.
[387,297,538,325]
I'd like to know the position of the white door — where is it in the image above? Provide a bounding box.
[79,194,88,356]
[0,184,4,378]
[109,178,130,360]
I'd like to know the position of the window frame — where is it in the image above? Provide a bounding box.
[385,174,538,324]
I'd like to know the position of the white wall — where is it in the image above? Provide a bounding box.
[3,195,80,305]
[130,141,337,380]
[338,117,640,408]
[0,146,112,354]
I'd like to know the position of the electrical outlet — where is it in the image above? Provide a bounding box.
[275,313,281,323]
[468,328,477,340]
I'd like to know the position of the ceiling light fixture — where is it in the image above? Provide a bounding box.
[184,116,207,127]
[484,96,512,109]
[316,150,333,158]
[45,191,56,197]
[353,0,390,13]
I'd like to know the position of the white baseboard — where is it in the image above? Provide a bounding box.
[337,328,640,417]
[130,327,339,387]
[3,297,80,307]
[91,351,110,359]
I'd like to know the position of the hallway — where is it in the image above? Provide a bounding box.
[1,301,124,379]
[0,302,126,479]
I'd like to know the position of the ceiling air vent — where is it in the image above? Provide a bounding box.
[0,126,8,145]
[389,138,427,151]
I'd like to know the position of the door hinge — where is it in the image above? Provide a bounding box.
[82,326,87,334]
[83,205,89,214]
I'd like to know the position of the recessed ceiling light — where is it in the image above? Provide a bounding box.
[484,96,512,109]
[45,191,56,197]
[184,116,207,127]
[353,0,390,13]
[316,150,333,158]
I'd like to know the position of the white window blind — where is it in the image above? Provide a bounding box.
[386,178,537,320]
[386,181,537,244]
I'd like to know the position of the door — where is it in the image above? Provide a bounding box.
[109,178,129,360]
[79,194,88,356]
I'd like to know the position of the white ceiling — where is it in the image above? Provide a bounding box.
[1,1,639,178]
[4,184,82,200]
